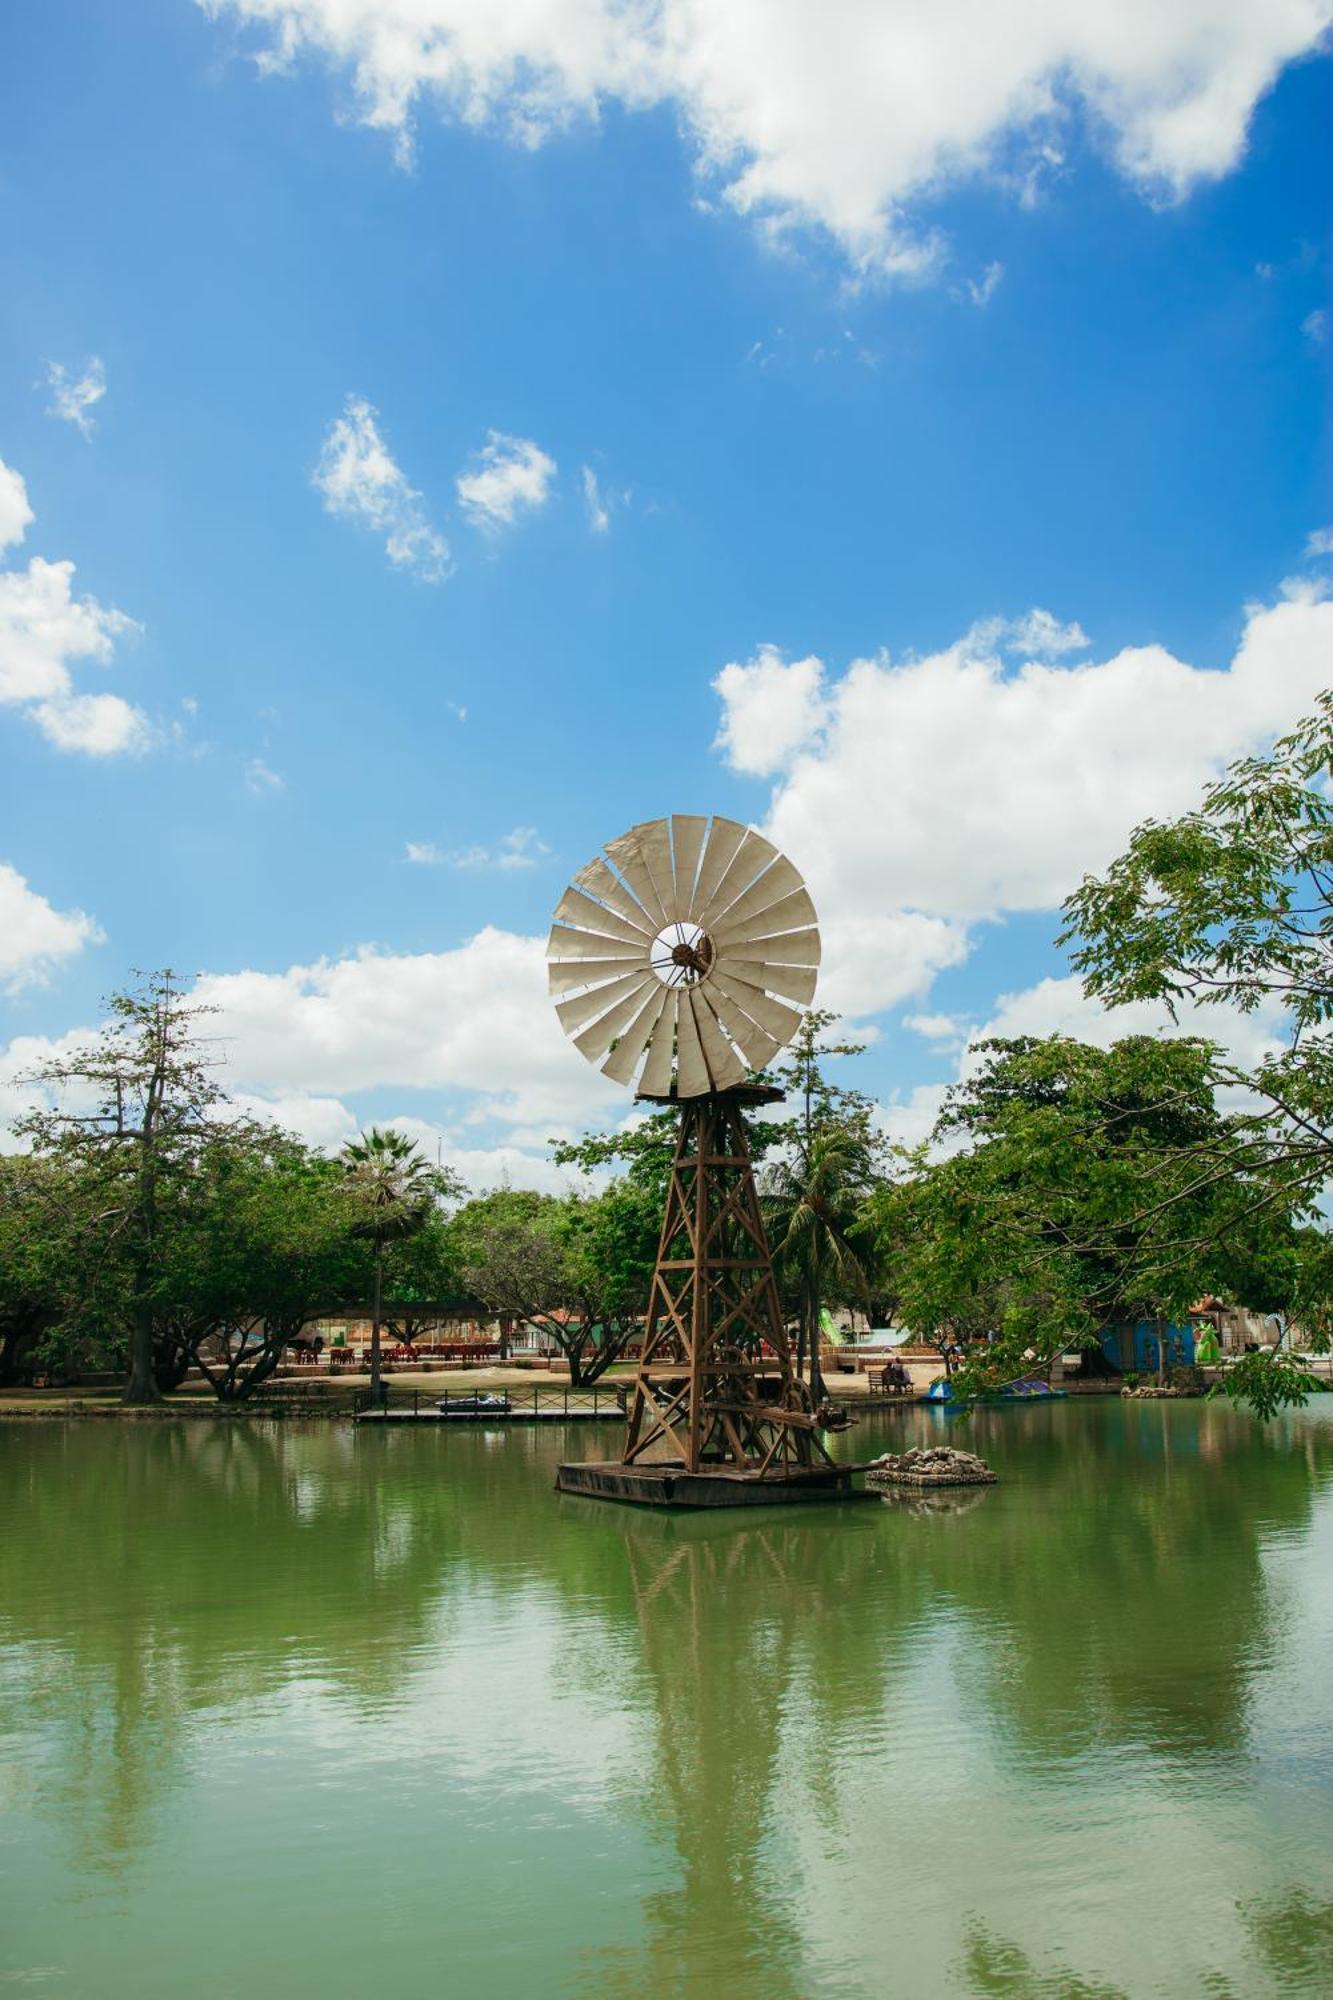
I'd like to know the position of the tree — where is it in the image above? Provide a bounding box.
[764,1124,876,1401]
[157,1132,364,1401]
[0,1156,70,1384]
[870,1034,1312,1398]
[462,1182,659,1385]
[16,971,240,1404]
[1061,697,1333,1408]
[339,1129,461,1400]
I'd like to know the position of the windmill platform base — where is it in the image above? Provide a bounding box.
[554,1460,861,1510]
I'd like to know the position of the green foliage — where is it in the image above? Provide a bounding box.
[460,1179,659,1384]
[870,1033,1316,1398]
[764,1122,877,1397]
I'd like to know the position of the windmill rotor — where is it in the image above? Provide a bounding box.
[548,814,819,1098]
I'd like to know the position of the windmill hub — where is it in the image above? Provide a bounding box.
[654,921,714,986]
[548,814,856,1509]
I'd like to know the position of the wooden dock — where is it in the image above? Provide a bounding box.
[357,1388,623,1425]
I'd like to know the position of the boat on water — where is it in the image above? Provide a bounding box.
[435,1392,512,1419]
[921,1375,1068,1406]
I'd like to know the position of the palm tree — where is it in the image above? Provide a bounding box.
[764,1126,875,1403]
[339,1128,440,1401]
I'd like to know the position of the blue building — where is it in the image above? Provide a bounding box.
[1100,1320,1197,1374]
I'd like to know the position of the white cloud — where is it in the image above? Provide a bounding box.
[904,1012,965,1043]
[712,646,826,777]
[246,756,285,793]
[313,395,449,580]
[1307,527,1333,557]
[581,464,610,534]
[715,584,1333,1020]
[967,260,1004,307]
[0,458,34,553]
[446,825,551,871]
[405,840,444,865]
[0,549,150,757]
[1301,308,1329,343]
[456,432,556,529]
[0,863,102,991]
[193,926,622,1137]
[996,607,1091,657]
[202,0,1333,278]
[44,357,107,439]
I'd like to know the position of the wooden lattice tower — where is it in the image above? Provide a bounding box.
[622,1088,830,1476]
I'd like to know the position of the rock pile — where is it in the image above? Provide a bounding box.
[865,1445,997,1489]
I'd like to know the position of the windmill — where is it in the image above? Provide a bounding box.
[549,814,857,1508]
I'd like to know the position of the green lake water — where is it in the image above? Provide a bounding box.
[3,1400,1333,1998]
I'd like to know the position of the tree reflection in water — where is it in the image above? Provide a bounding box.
[1,1400,1331,1995]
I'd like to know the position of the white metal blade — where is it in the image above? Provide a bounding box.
[605,829,669,931]
[717,924,821,968]
[556,969,653,1034]
[705,853,804,936]
[712,885,816,947]
[574,978,660,1061]
[552,885,653,946]
[674,991,712,1097]
[573,855,658,934]
[601,985,667,1085]
[670,815,707,921]
[548,953,645,995]
[689,990,747,1090]
[631,818,677,925]
[722,959,819,1005]
[688,816,748,921]
[548,923,651,964]
[695,828,780,929]
[637,990,678,1096]
[699,985,783,1068]
[709,966,803,1046]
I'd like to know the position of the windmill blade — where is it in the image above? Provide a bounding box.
[552,885,654,947]
[674,990,712,1097]
[556,968,652,1034]
[605,829,670,931]
[688,816,748,921]
[688,990,748,1090]
[574,977,659,1062]
[637,990,678,1096]
[722,959,819,1006]
[698,985,783,1071]
[630,818,678,925]
[548,923,650,964]
[548,953,645,995]
[670,815,707,921]
[709,966,804,1045]
[601,985,668,1086]
[718,924,821,968]
[712,885,816,947]
[573,854,659,934]
[704,853,805,937]
[694,828,780,929]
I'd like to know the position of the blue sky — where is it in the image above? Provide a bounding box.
[1,1,1330,1184]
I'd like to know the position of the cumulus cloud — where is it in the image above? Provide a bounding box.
[0,509,150,757]
[0,458,34,553]
[1307,527,1333,558]
[44,357,107,439]
[202,0,1332,277]
[313,395,450,580]
[192,927,622,1140]
[456,432,557,530]
[712,646,826,777]
[715,584,1333,1018]
[1301,308,1329,343]
[0,863,102,991]
[966,260,1004,307]
[405,840,444,865]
